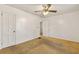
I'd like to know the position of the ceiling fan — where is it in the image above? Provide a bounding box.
[35,4,57,16]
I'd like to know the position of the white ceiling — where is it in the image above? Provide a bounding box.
[7,4,79,17]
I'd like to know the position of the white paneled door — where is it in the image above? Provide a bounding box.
[0,12,1,48]
[8,13,16,46]
[2,12,16,48]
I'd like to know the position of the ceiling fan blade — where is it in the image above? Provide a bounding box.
[34,10,42,12]
[49,10,57,13]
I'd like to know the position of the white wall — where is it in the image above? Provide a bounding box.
[0,5,40,46]
[43,11,79,42]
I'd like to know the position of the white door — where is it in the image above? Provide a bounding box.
[0,12,2,48]
[2,12,9,48]
[2,12,16,48]
[8,13,16,46]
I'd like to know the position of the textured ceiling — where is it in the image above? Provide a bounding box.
[7,4,79,17]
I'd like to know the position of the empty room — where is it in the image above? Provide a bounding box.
[0,4,79,54]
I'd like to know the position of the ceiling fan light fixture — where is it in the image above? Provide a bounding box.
[43,11,49,16]
[35,4,57,16]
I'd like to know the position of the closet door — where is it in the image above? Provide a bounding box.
[2,12,16,48]
[2,12,9,48]
[8,14,16,46]
[0,12,1,48]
